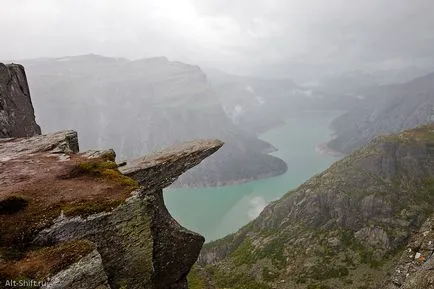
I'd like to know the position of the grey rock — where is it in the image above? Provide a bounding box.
[354,227,390,251]
[82,149,116,160]
[43,249,111,289]
[1,130,223,289]
[384,216,434,289]
[34,191,155,289]
[119,139,224,190]
[0,63,41,138]
[0,130,78,160]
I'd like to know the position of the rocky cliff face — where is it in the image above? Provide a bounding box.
[0,130,223,289]
[194,125,434,289]
[384,215,434,289]
[21,55,287,187]
[0,63,41,138]
[328,72,434,154]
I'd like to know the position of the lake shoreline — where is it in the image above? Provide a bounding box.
[164,111,343,241]
[315,141,345,157]
[169,167,287,189]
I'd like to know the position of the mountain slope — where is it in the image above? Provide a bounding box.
[194,125,434,289]
[22,55,287,187]
[328,72,434,154]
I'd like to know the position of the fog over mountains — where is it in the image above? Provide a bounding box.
[328,72,434,153]
[2,1,434,289]
[3,0,434,82]
[21,54,288,187]
[15,52,434,187]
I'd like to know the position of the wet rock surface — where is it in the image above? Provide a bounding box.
[0,63,41,138]
[43,249,111,289]
[120,139,224,190]
[0,131,223,289]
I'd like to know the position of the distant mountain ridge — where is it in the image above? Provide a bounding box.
[205,69,297,133]
[204,68,345,135]
[22,54,287,187]
[328,72,434,154]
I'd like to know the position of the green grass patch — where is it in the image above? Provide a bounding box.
[209,267,272,289]
[187,265,207,289]
[309,264,349,281]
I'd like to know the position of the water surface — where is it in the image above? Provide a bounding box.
[164,111,342,242]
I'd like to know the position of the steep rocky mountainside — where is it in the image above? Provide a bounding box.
[0,130,223,289]
[328,72,434,154]
[0,63,41,138]
[21,55,287,187]
[193,125,434,289]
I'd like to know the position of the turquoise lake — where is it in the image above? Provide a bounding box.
[164,111,343,242]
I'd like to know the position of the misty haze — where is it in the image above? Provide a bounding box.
[1,1,434,289]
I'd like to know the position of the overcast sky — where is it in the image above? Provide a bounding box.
[1,0,434,76]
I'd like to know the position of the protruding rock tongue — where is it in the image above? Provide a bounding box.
[119,139,224,190]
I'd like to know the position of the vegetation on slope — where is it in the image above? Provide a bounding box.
[195,125,434,289]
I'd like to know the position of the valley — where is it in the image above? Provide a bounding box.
[165,110,343,241]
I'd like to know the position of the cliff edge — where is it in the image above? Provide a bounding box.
[0,130,223,289]
[0,63,41,138]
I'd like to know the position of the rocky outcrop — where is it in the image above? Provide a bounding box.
[328,72,434,154]
[194,125,434,289]
[383,215,434,289]
[0,63,41,138]
[43,249,111,289]
[119,139,224,190]
[21,55,287,187]
[0,130,223,289]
